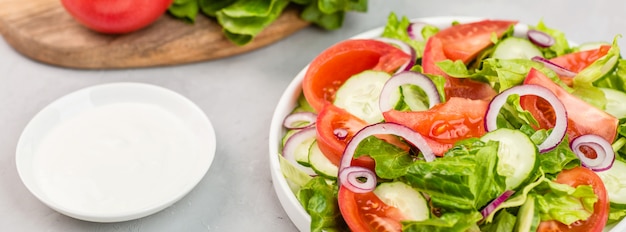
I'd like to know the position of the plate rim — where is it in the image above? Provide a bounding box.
[15,82,217,222]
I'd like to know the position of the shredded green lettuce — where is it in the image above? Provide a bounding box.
[297,177,347,232]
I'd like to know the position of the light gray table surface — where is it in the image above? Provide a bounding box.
[2,0,625,231]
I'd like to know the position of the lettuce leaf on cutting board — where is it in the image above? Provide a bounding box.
[168,0,368,45]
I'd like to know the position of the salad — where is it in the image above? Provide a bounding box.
[275,13,626,232]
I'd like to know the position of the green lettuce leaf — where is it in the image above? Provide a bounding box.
[199,0,237,17]
[596,59,626,92]
[382,12,439,60]
[402,211,482,232]
[436,58,565,93]
[169,0,368,45]
[353,136,413,179]
[479,210,517,232]
[217,0,291,45]
[535,181,598,225]
[530,20,571,59]
[296,177,347,232]
[405,140,506,211]
[169,0,201,23]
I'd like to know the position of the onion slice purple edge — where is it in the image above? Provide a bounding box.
[485,84,568,152]
[481,190,515,219]
[283,112,317,129]
[407,22,427,41]
[374,37,416,73]
[282,127,318,176]
[570,134,616,172]
[527,29,555,48]
[379,71,442,113]
[338,166,377,193]
[338,122,436,192]
[531,56,577,78]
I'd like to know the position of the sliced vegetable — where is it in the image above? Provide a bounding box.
[308,141,339,179]
[407,22,428,41]
[481,128,539,190]
[282,127,317,175]
[384,97,489,156]
[521,68,619,143]
[379,71,441,113]
[532,56,576,78]
[570,134,615,172]
[492,37,543,60]
[485,83,568,152]
[303,39,411,113]
[537,167,609,232]
[338,166,376,193]
[337,123,434,194]
[334,70,393,124]
[283,112,317,129]
[481,190,515,219]
[374,38,416,73]
[527,29,555,48]
[597,159,626,206]
[373,181,430,221]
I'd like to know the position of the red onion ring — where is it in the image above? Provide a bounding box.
[282,127,317,176]
[333,128,348,140]
[338,122,436,192]
[570,134,615,172]
[485,84,568,152]
[374,37,416,73]
[379,71,441,113]
[527,29,555,48]
[407,22,428,41]
[338,166,377,193]
[532,56,577,77]
[481,190,515,219]
[282,112,317,129]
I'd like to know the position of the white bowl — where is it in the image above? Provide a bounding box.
[268,16,626,232]
[16,82,216,222]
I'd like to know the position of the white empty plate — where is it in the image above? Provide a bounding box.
[16,82,216,222]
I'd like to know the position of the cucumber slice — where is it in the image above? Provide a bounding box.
[481,128,538,190]
[514,194,539,232]
[281,129,315,166]
[308,141,338,179]
[333,70,394,124]
[373,181,430,221]
[492,37,543,60]
[600,88,626,118]
[597,159,626,206]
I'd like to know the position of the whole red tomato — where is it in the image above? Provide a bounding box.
[61,0,173,34]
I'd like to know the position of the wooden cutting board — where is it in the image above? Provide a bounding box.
[0,0,311,69]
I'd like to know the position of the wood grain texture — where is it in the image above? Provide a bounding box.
[0,0,310,69]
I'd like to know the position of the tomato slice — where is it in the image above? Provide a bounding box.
[316,103,407,167]
[537,167,609,232]
[434,20,518,64]
[551,45,612,72]
[521,68,618,142]
[316,103,369,166]
[338,186,406,232]
[549,45,612,85]
[422,20,517,100]
[382,97,489,156]
[303,39,411,113]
